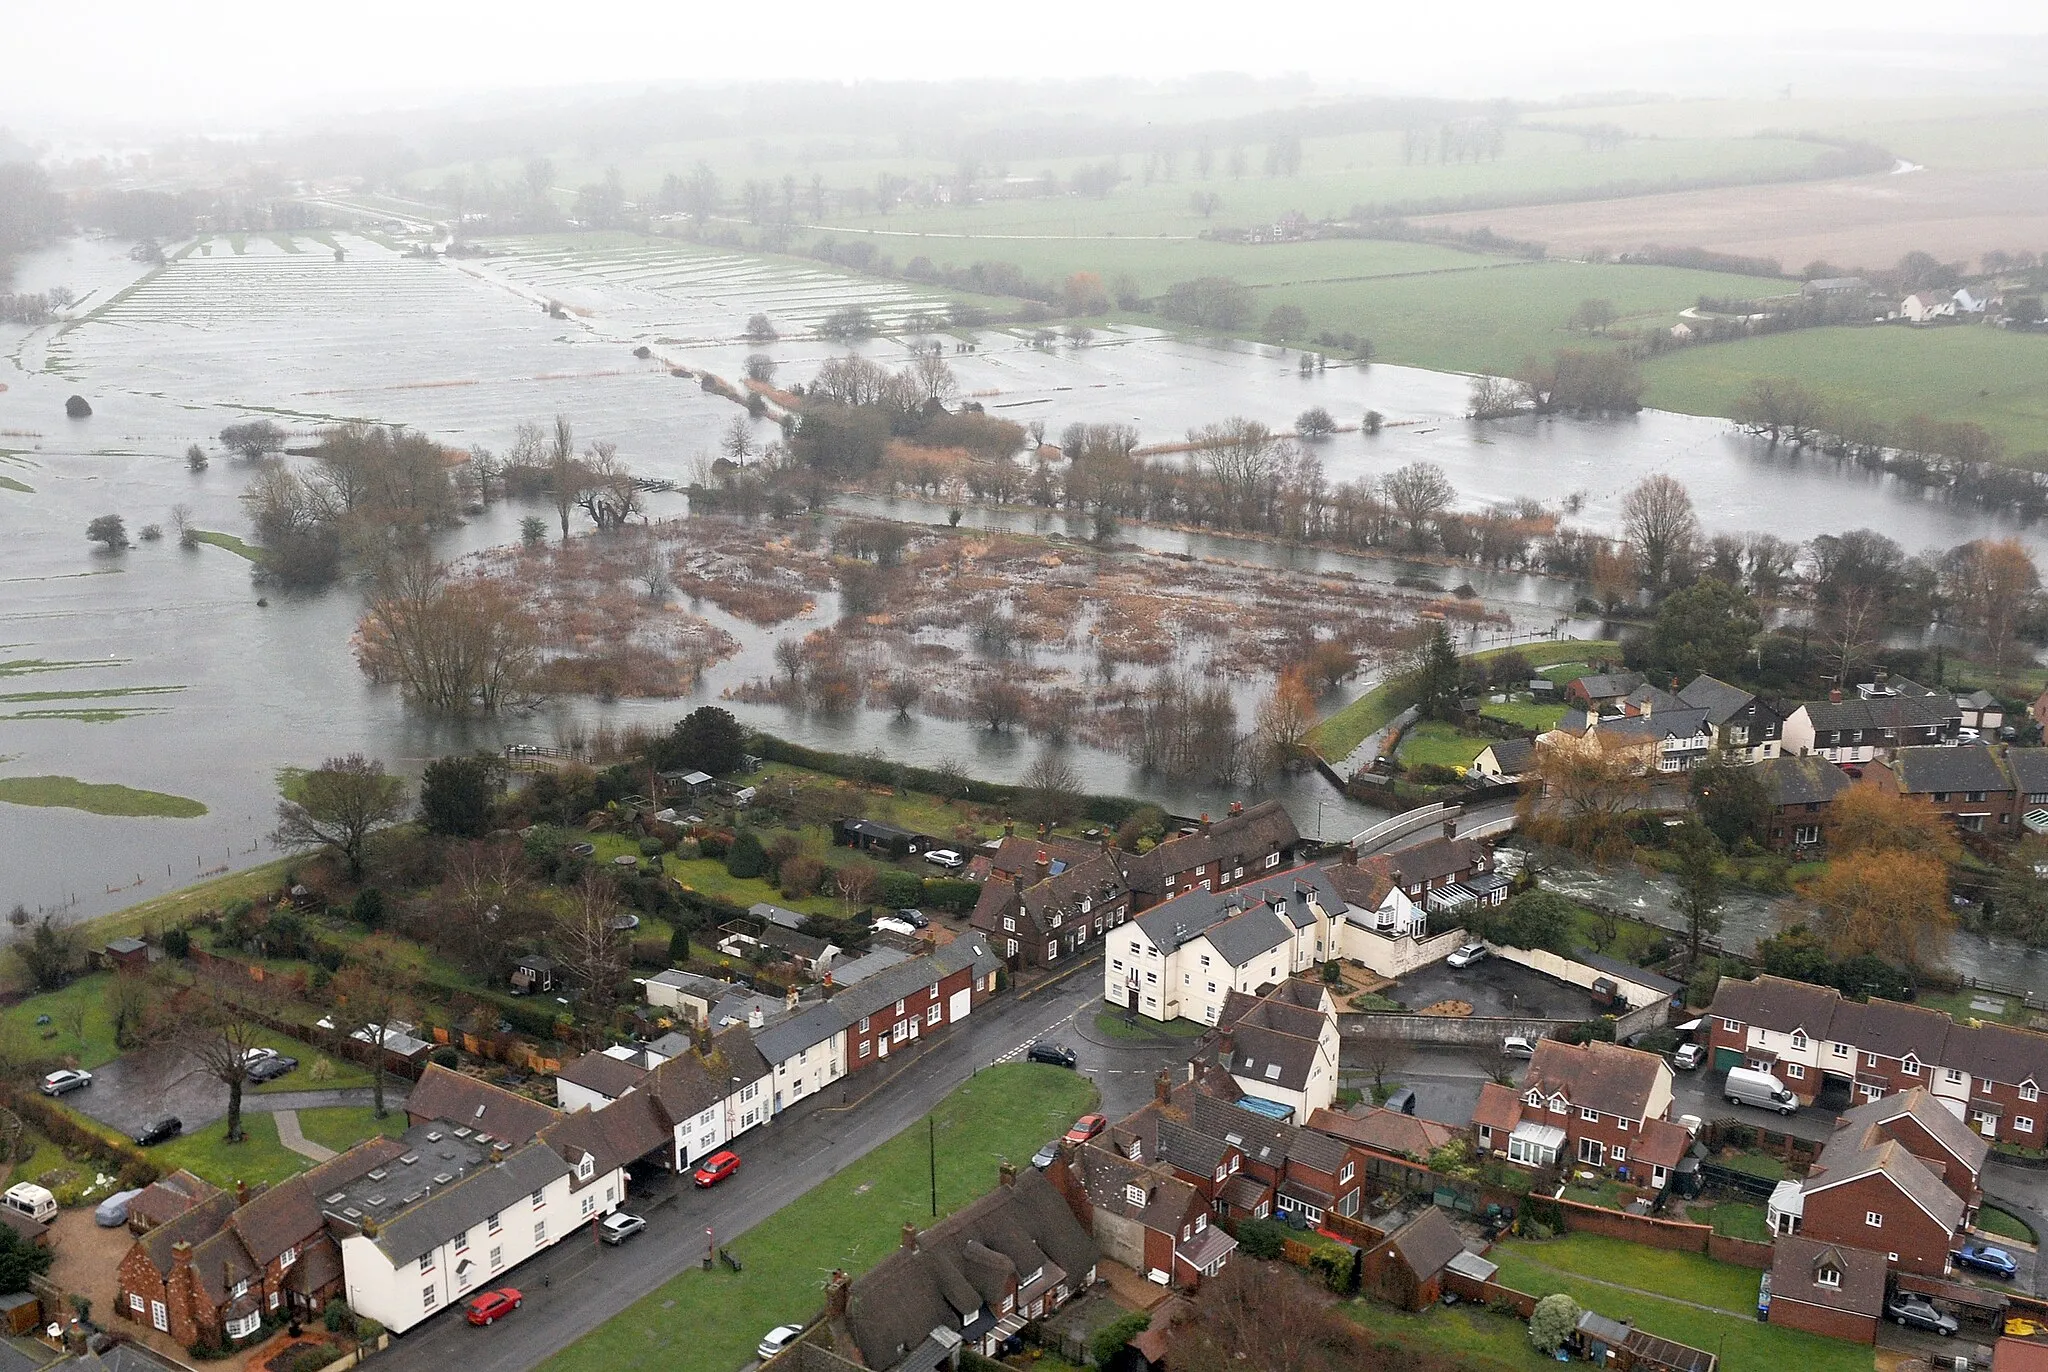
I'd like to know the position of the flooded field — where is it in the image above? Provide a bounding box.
[3,229,2044,922]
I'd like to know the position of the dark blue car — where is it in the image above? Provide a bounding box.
[1955,1240,2019,1279]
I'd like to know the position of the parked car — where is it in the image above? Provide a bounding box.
[1064,1114,1106,1144]
[1955,1239,2020,1279]
[1501,1036,1535,1059]
[240,1046,278,1067]
[924,849,965,869]
[133,1117,182,1147]
[1886,1294,1958,1336]
[1383,1088,1418,1116]
[465,1288,523,1326]
[894,909,930,929]
[1027,1041,1077,1069]
[1724,1066,1797,1116]
[96,1187,146,1228]
[1446,942,1488,969]
[873,917,922,937]
[249,1054,299,1082]
[1671,1043,1705,1071]
[758,1324,804,1361]
[694,1150,741,1187]
[39,1069,91,1097]
[1031,1141,1060,1169]
[599,1213,647,1245]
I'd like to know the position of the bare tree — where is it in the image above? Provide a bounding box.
[272,754,408,881]
[721,417,756,463]
[183,969,278,1144]
[328,959,413,1119]
[1021,753,1083,829]
[1379,461,1456,547]
[553,874,629,1035]
[1820,582,1883,686]
[885,674,921,717]
[548,414,580,541]
[576,441,642,531]
[833,859,879,912]
[1620,473,1698,591]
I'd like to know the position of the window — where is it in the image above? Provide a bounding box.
[2020,1117,2036,1133]
[1947,1068,1965,1084]
[535,1220,547,1243]
[1933,791,1950,802]
[1786,1063,1805,1079]
[1902,1056,1920,1076]
[490,1245,503,1271]
[532,1189,546,1207]
[1578,1137,1605,1166]
[895,999,905,1015]
[926,1004,941,1026]
[1580,1107,1600,1122]
[1615,1118,1628,1132]
[581,1196,596,1218]
[1791,1031,1807,1049]
[228,1310,264,1340]
[419,1255,434,1275]
[129,1295,144,1314]
[859,1039,870,1058]
[454,1233,469,1255]
[280,1245,298,1269]
[1265,853,1280,869]
[1002,917,1015,932]
[1722,1019,1739,1032]
[930,986,939,1001]
[1865,1211,1883,1228]
[1832,1043,1849,1058]
[1969,791,1988,803]
[577,1155,595,1181]
[859,1016,870,1032]
[1340,1162,1354,1183]
[1126,1184,1147,1206]
[1817,1265,1841,1289]
[2025,1084,2040,1103]
[151,1301,167,1333]
[1612,1147,1627,1162]
[420,1290,437,1315]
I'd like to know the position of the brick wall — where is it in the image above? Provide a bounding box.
[1768,1295,1877,1344]
[1556,1198,1710,1253]
[1442,1270,1537,1318]
[1706,1234,1774,1269]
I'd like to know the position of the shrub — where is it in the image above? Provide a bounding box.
[350,888,385,928]
[877,870,924,909]
[162,926,191,958]
[1530,1294,1580,1353]
[1090,1311,1152,1368]
[921,878,980,912]
[286,1346,335,1372]
[725,830,767,879]
[698,832,729,860]
[432,1047,458,1069]
[323,1300,348,1333]
[1295,406,1336,438]
[638,837,667,857]
[1234,1217,1288,1259]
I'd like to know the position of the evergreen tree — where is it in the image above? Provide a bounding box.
[1412,621,1463,722]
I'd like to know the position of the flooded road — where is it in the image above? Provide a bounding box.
[3,231,2042,922]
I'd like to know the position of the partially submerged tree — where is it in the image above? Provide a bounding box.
[273,754,409,881]
[85,514,128,550]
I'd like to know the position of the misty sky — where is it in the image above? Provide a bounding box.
[10,0,2048,135]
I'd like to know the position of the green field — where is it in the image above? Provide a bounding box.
[1310,639,1618,760]
[0,775,206,818]
[1348,1297,1554,1372]
[540,1064,1097,1372]
[1488,1235,1866,1372]
[1645,325,2048,459]
[188,529,260,562]
[1395,721,1491,772]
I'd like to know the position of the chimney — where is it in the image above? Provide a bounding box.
[1340,846,1357,867]
[900,1221,920,1252]
[999,1161,1017,1189]
[1229,800,1243,817]
[1218,1029,1235,1061]
[235,1180,248,1207]
[172,1241,193,1270]
[785,986,800,1012]
[826,1270,851,1319]
[1034,850,1050,882]
[1829,687,1844,704]
[1155,1068,1172,1104]
[1442,816,1459,840]
[1004,822,1015,838]
[1199,813,1211,837]
[748,1007,764,1030]
[1012,872,1024,896]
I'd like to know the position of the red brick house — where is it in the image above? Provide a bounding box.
[1382,830,1493,904]
[968,849,1131,971]
[1830,1087,1987,1203]
[1122,801,1302,913]
[1867,743,2020,837]
[1470,1040,1690,1188]
[1751,755,1854,855]
[118,1141,406,1347]
[1065,1143,1234,1287]
[1798,1122,1966,1276]
[1767,1237,1887,1344]
[1360,1208,1469,1312]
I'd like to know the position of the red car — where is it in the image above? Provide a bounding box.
[693,1149,741,1187]
[1063,1114,1106,1145]
[465,1288,522,1326]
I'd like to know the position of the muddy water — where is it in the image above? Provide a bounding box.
[2,232,2042,924]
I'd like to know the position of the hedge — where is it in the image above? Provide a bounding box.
[747,732,1152,827]
[0,1083,158,1188]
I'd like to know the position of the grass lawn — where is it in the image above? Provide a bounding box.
[1715,1150,1789,1181]
[1913,987,2034,1029]
[9,1131,73,1189]
[1645,325,2048,463]
[245,1032,373,1094]
[1489,1236,1866,1372]
[1311,639,1618,760]
[0,775,206,818]
[1564,907,1667,965]
[1692,1200,1771,1242]
[538,1064,1096,1372]
[1396,721,1492,772]
[1977,1204,2036,1244]
[1348,1296,1554,1372]
[1560,1179,1639,1211]
[188,530,260,562]
[152,1112,312,1189]
[295,1106,408,1155]
[2,973,122,1068]
[1478,698,1566,732]
[1092,1011,1210,1041]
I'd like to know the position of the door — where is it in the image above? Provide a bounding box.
[907,1016,920,1040]
[949,988,970,1022]
[1578,1137,1604,1167]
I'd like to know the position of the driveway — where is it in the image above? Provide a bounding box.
[1387,955,1588,1021]
[63,1041,405,1137]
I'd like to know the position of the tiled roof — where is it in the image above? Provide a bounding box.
[2009,749,2048,796]
[404,1063,560,1143]
[542,1092,671,1181]
[1795,692,1954,735]
[1805,1125,1965,1234]
[1283,1129,1350,1177]
[230,1139,406,1265]
[1386,1207,1468,1279]
[1224,1023,1320,1093]
[1473,1082,1522,1134]
[1190,1095,1296,1170]
[1524,1039,1665,1119]
[1635,1117,1693,1170]
[558,1051,652,1099]
[1305,1106,1457,1160]
[755,937,1000,1064]
[1770,1235,1887,1316]
[1705,975,1847,1036]
[1386,837,1487,888]
[1574,673,1643,701]
[1483,738,1535,773]
[1887,744,2012,796]
[1676,674,1756,724]
[1754,755,1855,808]
[1125,801,1302,893]
[139,1191,238,1278]
[1835,1086,1988,1176]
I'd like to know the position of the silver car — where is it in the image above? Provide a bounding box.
[599,1212,646,1245]
[758,1325,804,1361]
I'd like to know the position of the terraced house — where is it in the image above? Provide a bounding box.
[1707,973,2048,1143]
[1779,676,1961,763]
[969,845,1131,970]
[1120,800,1302,911]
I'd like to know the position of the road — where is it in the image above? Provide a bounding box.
[372,957,1192,1372]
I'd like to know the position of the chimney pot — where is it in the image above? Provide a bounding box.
[171,1241,193,1267]
[1830,687,1844,703]
[785,986,800,1012]
[1199,814,1211,836]
[1155,1068,1172,1104]
[1442,817,1459,840]
[826,1270,851,1319]
[1229,800,1243,817]
[900,1221,920,1252]
[999,1161,1017,1188]
[1341,846,1357,867]
[235,1180,248,1207]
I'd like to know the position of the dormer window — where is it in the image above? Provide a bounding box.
[1817,1264,1841,1289]
[577,1155,595,1181]
[1902,1055,1920,1076]
[1125,1184,1147,1207]
[1524,1090,1543,1107]
[2023,1083,2039,1103]
[1790,1031,1807,1050]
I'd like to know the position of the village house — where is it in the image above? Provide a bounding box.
[1536,707,1714,774]
[1564,672,1644,713]
[1796,1121,1967,1275]
[1063,1144,1230,1287]
[833,1167,1099,1372]
[124,1171,219,1235]
[639,968,733,1029]
[968,847,1131,971]
[1705,974,2048,1145]
[1470,1039,1691,1187]
[1867,743,2020,836]
[1121,800,1302,912]
[1751,755,1855,854]
[1212,981,1342,1122]
[1470,736,1534,781]
[1676,673,1785,762]
[1766,1237,1888,1344]
[1779,678,1961,763]
[1381,828,1503,906]
[1304,1104,1460,1164]
[966,832,1098,886]
[1900,291,1958,323]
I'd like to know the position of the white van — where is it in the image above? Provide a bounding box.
[1724,1066,1798,1116]
[3,1183,57,1225]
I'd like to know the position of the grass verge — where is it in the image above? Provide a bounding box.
[0,775,206,818]
[1977,1204,2036,1244]
[538,1064,1097,1372]
[1092,1011,1211,1041]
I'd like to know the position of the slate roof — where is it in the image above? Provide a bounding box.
[558,1051,652,1100]
[1597,707,1711,743]
[1224,1023,1320,1094]
[1190,1095,1296,1171]
[2009,749,2048,796]
[1524,1039,1665,1120]
[1577,950,1682,998]
[1387,1207,1468,1279]
[1131,863,1348,952]
[1305,1106,1457,1160]
[754,936,1000,1064]
[1124,801,1301,894]
[403,1063,561,1143]
[1623,683,1685,715]
[1282,1128,1350,1177]
[1386,837,1487,888]
[1155,1119,1232,1178]
[1573,673,1644,702]
[1218,989,1326,1042]
[1676,674,1757,725]
[1887,744,2012,796]
[749,902,810,930]
[541,1091,671,1181]
[229,1139,406,1265]
[845,1170,1095,1371]
[1805,1124,1966,1234]
[645,969,729,1001]
[1770,1235,1887,1316]
[1835,1086,1988,1176]
[1754,755,1854,809]
[369,1142,572,1265]
[1795,692,1955,736]
[1482,737,1535,774]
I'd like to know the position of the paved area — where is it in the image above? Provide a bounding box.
[272,1108,335,1162]
[63,1038,402,1137]
[1385,955,1585,1020]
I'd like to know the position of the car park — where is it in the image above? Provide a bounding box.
[1064,1114,1106,1144]
[924,849,964,869]
[694,1150,741,1187]
[1027,1041,1077,1068]
[1501,1036,1535,1059]
[600,1213,647,1245]
[758,1324,804,1361]
[1886,1294,1958,1336]
[39,1069,91,1096]
[1031,1141,1059,1169]
[1955,1240,2019,1279]
[465,1289,523,1326]
[1446,942,1488,968]
[133,1117,182,1147]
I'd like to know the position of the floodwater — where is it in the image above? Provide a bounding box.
[2,230,2043,929]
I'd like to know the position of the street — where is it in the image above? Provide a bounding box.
[372,958,1194,1372]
